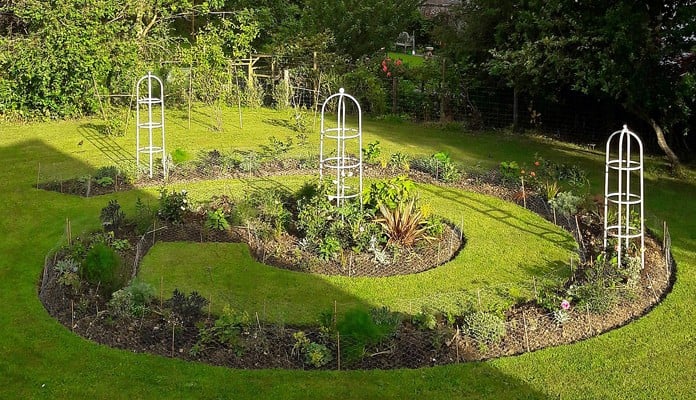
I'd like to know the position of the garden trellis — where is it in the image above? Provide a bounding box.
[136,73,167,178]
[319,88,363,207]
[603,125,645,270]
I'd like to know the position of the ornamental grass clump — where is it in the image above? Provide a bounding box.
[375,199,433,247]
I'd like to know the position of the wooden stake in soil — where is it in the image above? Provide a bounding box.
[171,323,175,357]
[159,276,164,308]
[336,331,341,371]
[532,277,538,300]
[71,300,74,331]
[66,218,72,245]
[521,177,526,209]
[522,311,530,352]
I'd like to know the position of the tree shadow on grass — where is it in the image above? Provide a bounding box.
[0,139,555,398]
[419,184,577,251]
[78,123,135,167]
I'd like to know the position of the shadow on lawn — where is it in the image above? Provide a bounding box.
[420,184,577,251]
[0,139,557,397]
[79,123,135,166]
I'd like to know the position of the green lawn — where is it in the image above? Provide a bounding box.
[0,105,695,399]
[138,177,575,324]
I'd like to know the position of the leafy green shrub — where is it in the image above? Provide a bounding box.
[246,188,292,237]
[363,176,415,210]
[80,243,121,292]
[205,209,230,231]
[318,236,342,261]
[157,189,189,224]
[108,280,154,318]
[463,311,506,346]
[369,306,402,336]
[260,136,293,159]
[94,165,120,181]
[499,161,521,184]
[292,331,333,368]
[305,342,332,368]
[413,310,437,330]
[362,141,382,164]
[169,289,208,325]
[238,150,260,173]
[410,152,461,183]
[170,148,191,164]
[388,152,410,171]
[213,305,250,347]
[100,200,125,231]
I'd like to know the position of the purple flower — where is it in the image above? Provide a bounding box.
[561,300,570,310]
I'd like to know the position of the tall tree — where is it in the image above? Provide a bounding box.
[303,0,423,59]
[485,0,695,167]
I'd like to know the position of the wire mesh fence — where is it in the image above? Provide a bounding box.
[39,220,673,370]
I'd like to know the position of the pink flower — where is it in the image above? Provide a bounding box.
[382,65,388,72]
[534,161,540,166]
[561,300,570,310]
[387,72,392,77]
[396,59,403,66]
[530,171,536,177]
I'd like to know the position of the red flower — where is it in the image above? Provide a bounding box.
[396,59,403,66]
[530,171,536,177]
[382,65,388,72]
[534,161,540,166]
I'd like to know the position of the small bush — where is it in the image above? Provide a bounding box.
[80,243,121,292]
[109,281,154,319]
[292,331,333,367]
[100,200,126,231]
[318,236,342,261]
[169,289,208,325]
[157,188,189,224]
[568,281,619,315]
[94,165,120,180]
[134,197,155,235]
[362,141,381,164]
[305,342,332,367]
[205,208,230,231]
[363,176,415,210]
[463,311,506,346]
[213,305,250,347]
[549,191,583,217]
[337,308,391,362]
[376,200,433,247]
[170,148,191,164]
[388,152,410,171]
[413,310,437,330]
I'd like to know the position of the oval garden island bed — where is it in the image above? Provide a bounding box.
[39,171,672,370]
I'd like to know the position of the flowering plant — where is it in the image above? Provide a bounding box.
[380,57,405,78]
[553,299,571,326]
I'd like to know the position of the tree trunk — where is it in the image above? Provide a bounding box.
[647,117,681,170]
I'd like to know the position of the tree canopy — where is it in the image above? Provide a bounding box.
[434,0,695,166]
